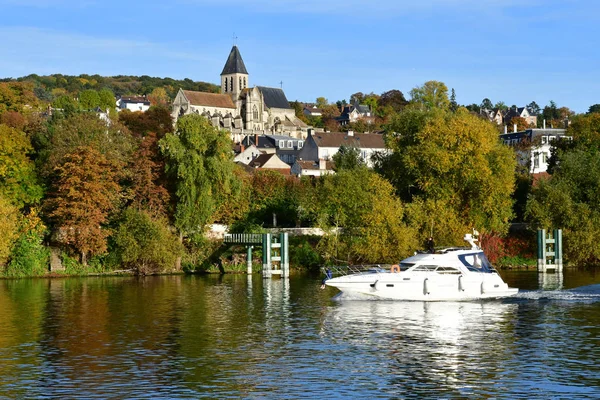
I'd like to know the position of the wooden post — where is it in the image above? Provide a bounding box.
[537,229,546,271]
[281,233,289,278]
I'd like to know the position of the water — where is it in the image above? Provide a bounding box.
[0,270,599,399]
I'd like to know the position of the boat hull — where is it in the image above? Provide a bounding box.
[325,272,518,301]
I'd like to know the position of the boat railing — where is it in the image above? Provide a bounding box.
[322,264,390,277]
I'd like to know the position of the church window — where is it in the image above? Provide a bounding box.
[244,77,247,88]
[239,77,242,90]
[224,78,228,93]
[253,105,259,120]
[230,78,233,92]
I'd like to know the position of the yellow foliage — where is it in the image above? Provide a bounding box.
[0,195,19,266]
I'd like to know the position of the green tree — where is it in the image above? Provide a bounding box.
[379,90,408,113]
[409,80,449,110]
[114,207,183,274]
[98,88,115,110]
[316,97,328,108]
[332,145,365,171]
[79,89,101,110]
[0,194,19,266]
[494,101,508,111]
[588,104,600,114]
[450,88,458,112]
[527,101,541,115]
[0,124,43,208]
[480,98,493,110]
[160,114,238,239]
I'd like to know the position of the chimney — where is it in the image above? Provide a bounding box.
[543,119,546,129]
[319,158,326,170]
[255,133,259,146]
[240,144,245,152]
[347,130,354,137]
[504,125,507,134]
[513,124,517,133]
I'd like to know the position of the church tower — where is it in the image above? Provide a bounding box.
[220,45,248,100]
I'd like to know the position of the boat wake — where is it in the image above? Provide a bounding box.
[511,284,600,303]
[331,284,600,303]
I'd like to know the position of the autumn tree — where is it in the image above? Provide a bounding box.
[148,87,169,106]
[45,146,122,264]
[40,113,133,177]
[409,80,450,110]
[118,105,173,138]
[377,108,516,244]
[127,131,169,217]
[160,114,238,241]
[79,89,101,110]
[0,194,19,266]
[509,116,530,132]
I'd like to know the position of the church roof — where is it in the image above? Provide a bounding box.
[182,90,235,109]
[257,86,291,109]
[221,45,248,75]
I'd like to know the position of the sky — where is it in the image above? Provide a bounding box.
[1,0,599,113]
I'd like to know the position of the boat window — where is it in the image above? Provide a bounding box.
[458,252,494,273]
[399,263,414,271]
[413,265,438,272]
[435,266,461,274]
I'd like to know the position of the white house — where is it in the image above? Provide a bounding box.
[296,130,387,167]
[117,96,151,112]
[233,144,262,165]
[500,128,570,174]
[291,159,335,177]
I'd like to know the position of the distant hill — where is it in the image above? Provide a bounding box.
[0,74,220,101]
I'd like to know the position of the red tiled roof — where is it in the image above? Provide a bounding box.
[182,90,236,109]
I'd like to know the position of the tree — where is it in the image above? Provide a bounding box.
[98,88,115,110]
[45,146,122,264]
[118,105,173,138]
[315,97,328,108]
[79,89,101,110]
[128,132,170,217]
[527,101,541,115]
[379,90,408,113]
[494,101,508,111]
[0,194,19,266]
[160,114,238,239]
[41,113,134,177]
[0,124,43,208]
[379,108,516,242]
[480,98,493,110]
[409,81,449,110]
[332,145,365,171]
[114,207,183,274]
[450,88,458,112]
[509,116,529,132]
[588,104,600,114]
[148,87,169,106]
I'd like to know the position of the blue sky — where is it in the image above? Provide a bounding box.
[1,0,599,112]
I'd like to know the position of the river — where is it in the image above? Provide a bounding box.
[0,269,599,399]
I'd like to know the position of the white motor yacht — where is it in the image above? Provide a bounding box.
[324,233,518,301]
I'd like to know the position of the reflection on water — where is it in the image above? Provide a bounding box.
[0,275,599,399]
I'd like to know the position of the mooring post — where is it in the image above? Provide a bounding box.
[281,233,289,278]
[537,229,546,272]
[262,233,272,278]
[554,229,563,272]
[247,246,253,274]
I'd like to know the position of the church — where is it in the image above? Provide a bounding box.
[171,45,307,140]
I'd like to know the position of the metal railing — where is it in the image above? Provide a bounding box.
[321,264,391,277]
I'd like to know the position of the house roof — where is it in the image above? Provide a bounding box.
[311,132,386,149]
[120,96,150,105]
[250,153,290,169]
[257,86,291,109]
[221,45,248,75]
[182,90,236,109]
[295,160,334,170]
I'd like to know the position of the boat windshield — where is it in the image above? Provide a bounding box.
[458,252,494,273]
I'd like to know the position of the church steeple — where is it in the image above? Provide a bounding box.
[221,45,248,75]
[221,45,249,97]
